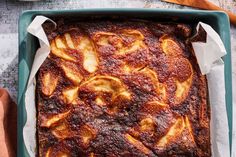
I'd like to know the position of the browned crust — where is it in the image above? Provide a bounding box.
[37,19,210,157]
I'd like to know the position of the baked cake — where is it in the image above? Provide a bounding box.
[36,19,210,157]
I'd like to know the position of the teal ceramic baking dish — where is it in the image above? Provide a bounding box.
[18,9,232,157]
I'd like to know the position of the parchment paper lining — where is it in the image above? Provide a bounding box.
[23,16,230,157]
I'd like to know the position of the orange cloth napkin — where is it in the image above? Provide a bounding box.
[0,88,17,157]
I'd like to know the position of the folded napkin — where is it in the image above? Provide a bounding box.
[0,88,17,157]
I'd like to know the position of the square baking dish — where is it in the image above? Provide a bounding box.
[18,9,232,157]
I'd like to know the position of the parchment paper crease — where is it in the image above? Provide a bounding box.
[23,16,230,157]
[23,16,56,157]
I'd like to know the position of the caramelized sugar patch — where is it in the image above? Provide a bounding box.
[156,116,195,148]
[125,134,151,155]
[79,125,97,147]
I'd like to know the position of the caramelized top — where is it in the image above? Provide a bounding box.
[37,19,210,157]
